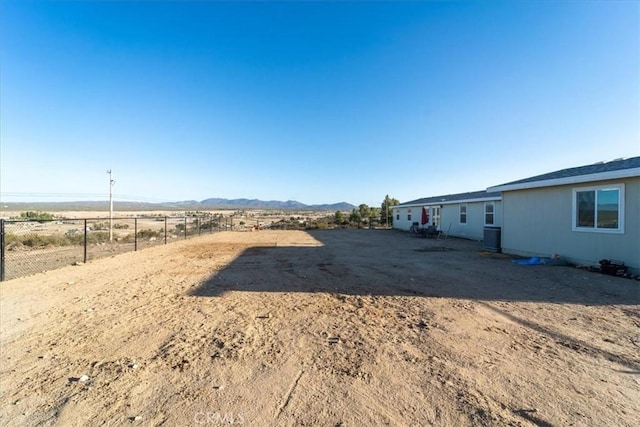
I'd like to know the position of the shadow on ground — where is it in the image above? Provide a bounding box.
[189,230,639,306]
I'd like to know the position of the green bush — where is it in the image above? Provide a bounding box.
[5,233,77,248]
[14,211,55,222]
[87,232,110,244]
[137,229,160,239]
[4,230,125,249]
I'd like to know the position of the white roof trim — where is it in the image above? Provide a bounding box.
[391,196,501,209]
[487,168,640,192]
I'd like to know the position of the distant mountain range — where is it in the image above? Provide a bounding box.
[199,198,354,210]
[2,198,356,211]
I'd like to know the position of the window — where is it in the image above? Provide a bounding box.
[459,205,467,224]
[407,209,412,221]
[572,184,624,233]
[396,214,399,221]
[485,202,495,225]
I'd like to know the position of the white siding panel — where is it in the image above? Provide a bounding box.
[393,207,417,231]
[394,200,502,239]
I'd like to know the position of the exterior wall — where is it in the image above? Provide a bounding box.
[393,200,502,240]
[441,201,502,240]
[392,207,419,231]
[501,177,640,271]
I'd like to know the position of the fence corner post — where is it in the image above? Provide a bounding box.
[83,219,87,263]
[1,219,5,282]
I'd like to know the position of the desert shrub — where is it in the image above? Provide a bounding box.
[13,233,72,248]
[114,223,129,229]
[137,229,160,239]
[4,234,24,248]
[14,211,55,222]
[6,240,24,251]
[200,221,217,230]
[65,233,84,245]
[308,221,330,230]
[86,232,111,244]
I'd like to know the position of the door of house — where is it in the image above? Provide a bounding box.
[431,206,441,229]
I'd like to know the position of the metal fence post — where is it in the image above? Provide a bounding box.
[184,217,187,239]
[0,219,5,282]
[164,217,168,244]
[134,218,138,251]
[83,219,88,263]
[197,218,201,236]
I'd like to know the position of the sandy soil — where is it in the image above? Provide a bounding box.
[1,230,638,426]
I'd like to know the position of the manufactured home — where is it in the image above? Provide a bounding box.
[391,190,502,240]
[488,157,640,272]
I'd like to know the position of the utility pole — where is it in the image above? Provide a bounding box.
[107,170,115,242]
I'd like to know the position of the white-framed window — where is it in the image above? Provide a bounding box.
[572,184,624,233]
[484,202,495,226]
[459,204,467,224]
[407,208,412,221]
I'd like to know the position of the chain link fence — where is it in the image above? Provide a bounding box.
[0,215,235,281]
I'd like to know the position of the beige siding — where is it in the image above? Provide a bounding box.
[501,177,640,271]
[441,201,502,240]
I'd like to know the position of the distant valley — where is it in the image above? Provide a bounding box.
[1,198,356,212]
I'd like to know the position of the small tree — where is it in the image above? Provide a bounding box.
[334,210,345,224]
[380,195,399,226]
[369,207,379,222]
[358,204,370,224]
[349,208,362,224]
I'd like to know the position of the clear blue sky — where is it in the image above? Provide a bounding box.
[1,1,638,206]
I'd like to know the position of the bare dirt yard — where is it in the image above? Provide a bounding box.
[1,229,638,426]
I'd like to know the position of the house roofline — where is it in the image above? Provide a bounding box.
[391,196,501,209]
[487,168,640,192]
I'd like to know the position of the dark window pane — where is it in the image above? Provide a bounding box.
[485,213,494,225]
[576,191,595,227]
[597,189,619,229]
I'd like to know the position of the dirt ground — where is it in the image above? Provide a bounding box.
[1,229,638,426]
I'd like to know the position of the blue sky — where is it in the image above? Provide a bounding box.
[1,1,638,206]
